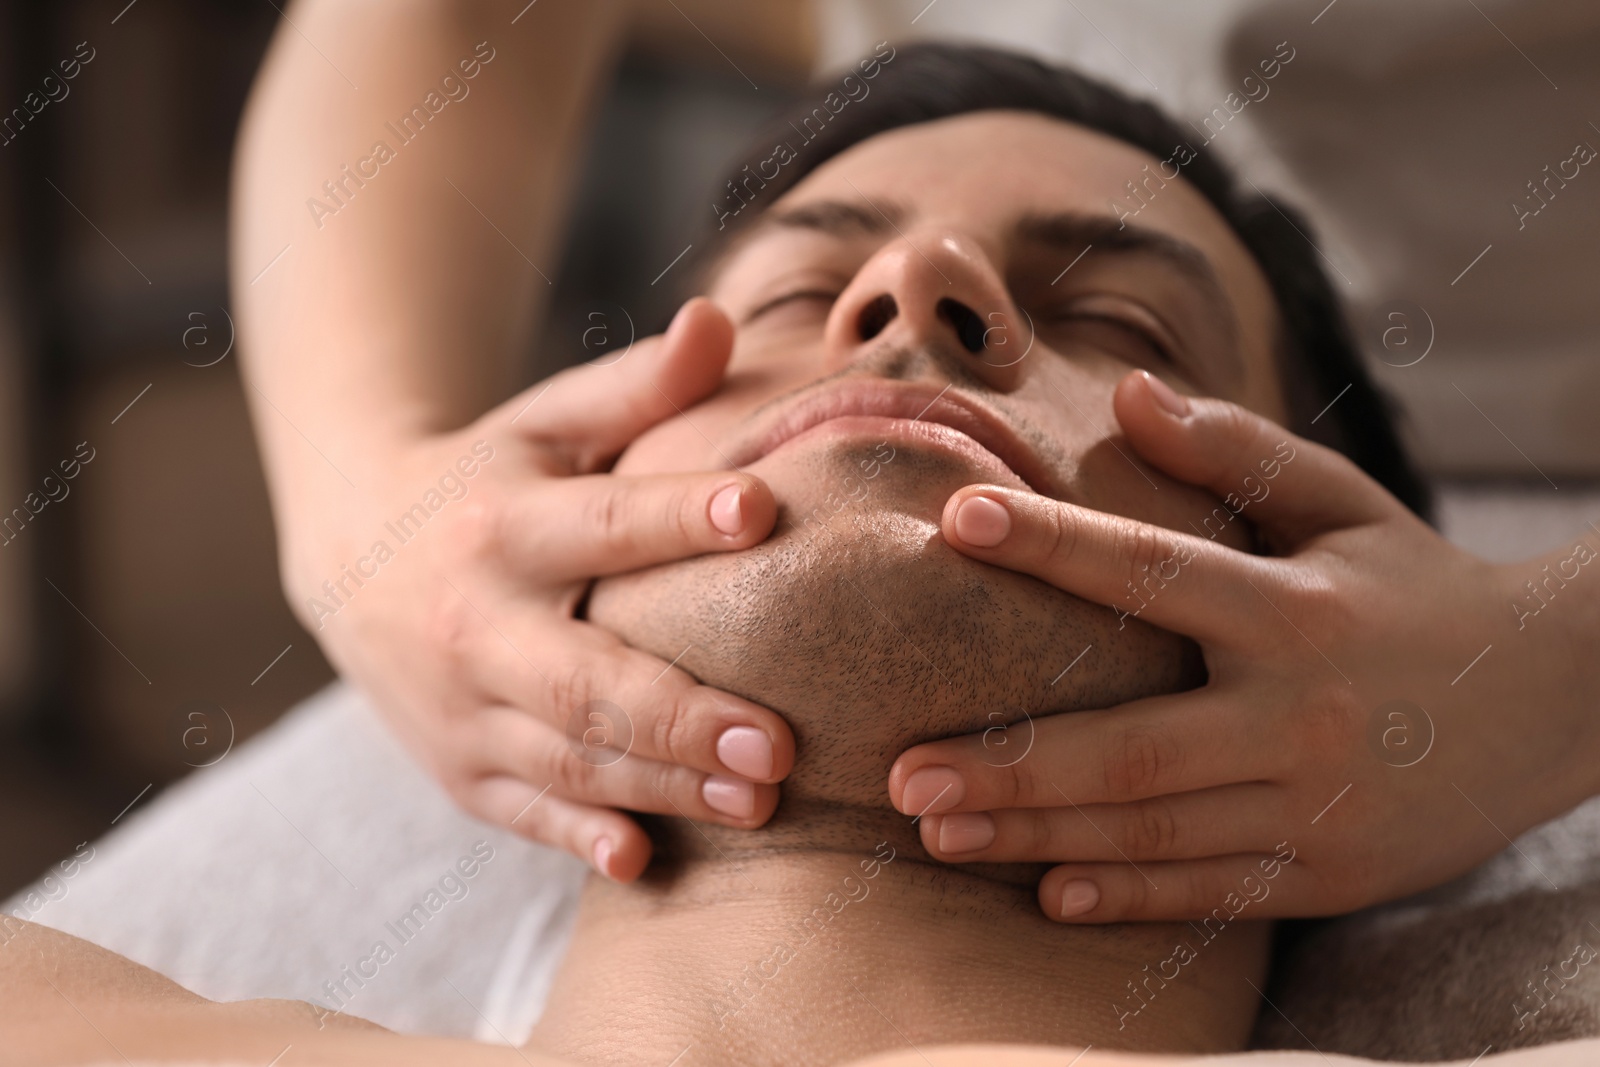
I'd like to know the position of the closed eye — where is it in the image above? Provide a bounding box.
[1029,292,1182,370]
[744,289,839,324]
[1051,313,1172,363]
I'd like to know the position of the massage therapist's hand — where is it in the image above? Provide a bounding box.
[288,300,794,882]
[891,370,1600,921]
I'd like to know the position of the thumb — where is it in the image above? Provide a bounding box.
[506,297,735,471]
[1112,370,1403,546]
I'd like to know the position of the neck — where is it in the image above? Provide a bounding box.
[527,839,1267,1067]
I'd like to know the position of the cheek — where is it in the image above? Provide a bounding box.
[611,417,718,475]
[610,339,827,476]
[1073,439,1254,554]
[1026,367,1255,554]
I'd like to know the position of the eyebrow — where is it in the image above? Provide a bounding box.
[765,197,906,236]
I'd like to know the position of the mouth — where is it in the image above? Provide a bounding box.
[725,379,1053,495]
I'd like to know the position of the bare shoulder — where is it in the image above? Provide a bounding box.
[840,1041,1600,1067]
[0,916,562,1067]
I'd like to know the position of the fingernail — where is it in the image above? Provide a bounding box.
[702,775,756,819]
[710,484,744,535]
[593,837,614,879]
[1142,371,1191,417]
[937,812,995,854]
[717,726,774,779]
[1059,879,1100,918]
[952,496,1010,547]
[902,765,964,816]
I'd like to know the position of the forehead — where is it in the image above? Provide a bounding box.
[720,110,1284,411]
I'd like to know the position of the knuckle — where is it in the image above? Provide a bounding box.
[647,689,699,768]
[993,759,1031,808]
[581,485,637,555]
[642,760,688,812]
[1040,504,1079,566]
[1028,812,1062,857]
[1128,800,1180,857]
[1285,569,1340,626]
[670,483,705,546]
[549,663,595,731]
[1103,723,1180,800]
[454,493,507,565]
[1198,402,1264,484]
[1216,401,1262,455]
[549,747,600,798]
[1117,869,1155,917]
[1119,522,1169,590]
[424,589,476,667]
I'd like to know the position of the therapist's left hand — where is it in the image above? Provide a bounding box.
[889,371,1600,923]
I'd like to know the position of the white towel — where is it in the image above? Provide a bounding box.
[4,683,586,1040]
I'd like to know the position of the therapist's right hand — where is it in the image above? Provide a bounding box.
[286,299,792,882]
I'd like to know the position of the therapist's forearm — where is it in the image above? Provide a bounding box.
[231,0,626,507]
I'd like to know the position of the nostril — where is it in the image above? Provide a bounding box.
[856,294,897,341]
[937,298,987,354]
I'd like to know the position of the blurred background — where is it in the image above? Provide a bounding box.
[0,0,1595,900]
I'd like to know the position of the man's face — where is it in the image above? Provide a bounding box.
[589,111,1286,818]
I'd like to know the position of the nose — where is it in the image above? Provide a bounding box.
[823,230,1028,392]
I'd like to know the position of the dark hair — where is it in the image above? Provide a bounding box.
[700,42,1432,520]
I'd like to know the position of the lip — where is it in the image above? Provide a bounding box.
[725,379,1053,495]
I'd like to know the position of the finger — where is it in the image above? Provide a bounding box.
[1113,370,1405,544]
[940,485,1278,645]
[889,690,1283,815]
[475,705,780,829]
[459,774,653,882]
[492,470,777,583]
[506,297,736,470]
[917,784,1282,864]
[448,599,794,783]
[1038,845,1307,923]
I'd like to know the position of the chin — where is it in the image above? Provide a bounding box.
[588,437,1204,809]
